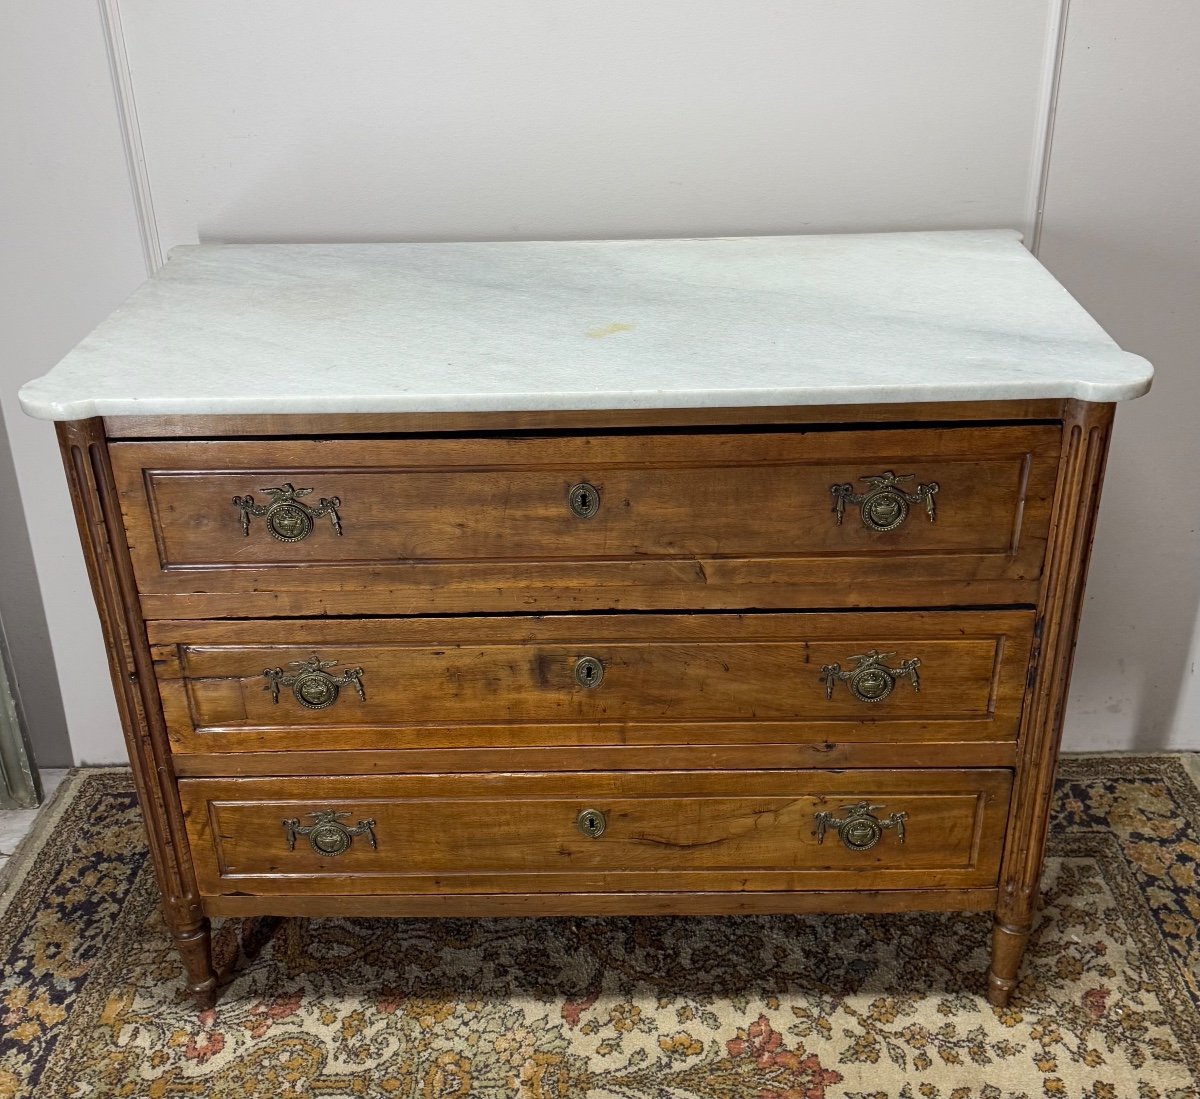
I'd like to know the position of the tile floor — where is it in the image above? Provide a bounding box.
[0,769,69,877]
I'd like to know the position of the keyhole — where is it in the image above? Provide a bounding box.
[577,808,606,838]
[574,656,604,689]
[568,482,600,519]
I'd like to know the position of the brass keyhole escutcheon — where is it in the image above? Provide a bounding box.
[574,656,605,689]
[568,482,600,519]
[577,808,607,838]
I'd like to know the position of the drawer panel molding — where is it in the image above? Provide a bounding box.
[113,425,1060,616]
[150,610,1035,756]
[180,769,1013,896]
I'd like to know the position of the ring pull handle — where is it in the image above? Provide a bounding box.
[568,482,600,519]
[233,482,343,541]
[282,810,377,856]
[830,471,938,532]
[814,801,907,851]
[820,649,920,704]
[262,654,366,709]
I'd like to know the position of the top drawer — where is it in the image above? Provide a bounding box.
[111,425,1059,617]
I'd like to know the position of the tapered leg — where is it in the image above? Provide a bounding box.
[173,918,218,1005]
[986,918,1030,1006]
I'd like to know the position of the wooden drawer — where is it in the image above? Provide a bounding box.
[179,769,1012,896]
[113,425,1059,616]
[150,610,1035,757]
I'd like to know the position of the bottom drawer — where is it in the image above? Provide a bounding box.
[180,770,1012,896]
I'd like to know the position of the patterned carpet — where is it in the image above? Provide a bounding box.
[1,757,1199,1099]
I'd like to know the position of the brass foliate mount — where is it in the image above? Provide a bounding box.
[820,649,921,704]
[814,801,908,851]
[233,483,343,542]
[830,471,939,532]
[282,810,377,857]
[262,654,366,710]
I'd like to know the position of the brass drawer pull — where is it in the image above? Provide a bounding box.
[815,801,907,851]
[233,482,343,542]
[576,808,607,838]
[263,654,366,709]
[820,649,920,703]
[568,481,600,519]
[283,810,377,856]
[830,471,938,532]
[574,655,605,689]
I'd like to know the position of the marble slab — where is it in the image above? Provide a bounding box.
[19,230,1152,421]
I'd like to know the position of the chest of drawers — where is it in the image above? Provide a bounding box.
[22,232,1151,1008]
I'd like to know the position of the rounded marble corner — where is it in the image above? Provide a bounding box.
[16,384,86,423]
[1080,352,1154,403]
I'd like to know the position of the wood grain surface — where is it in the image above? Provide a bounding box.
[102,398,1068,438]
[111,425,1059,617]
[179,769,1012,896]
[150,610,1034,756]
[200,887,1000,920]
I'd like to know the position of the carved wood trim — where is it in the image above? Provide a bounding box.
[995,400,1114,921]
[55,419,204,936]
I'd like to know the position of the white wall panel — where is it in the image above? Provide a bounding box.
[1040,1,1200,750]
[120,1,1054,249]
[0,0,148,764]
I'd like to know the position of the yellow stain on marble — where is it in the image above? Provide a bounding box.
[585,322,636,339]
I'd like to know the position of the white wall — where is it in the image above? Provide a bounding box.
[1,0,148,765]
[1040,0,1200,750]
[120,1,1054,245]
[5,1,1197,761]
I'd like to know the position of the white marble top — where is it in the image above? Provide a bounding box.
[19,230,1151,421]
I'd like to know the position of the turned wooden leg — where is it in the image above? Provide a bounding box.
[986,918,1030,1006]
[173,918,218,1006]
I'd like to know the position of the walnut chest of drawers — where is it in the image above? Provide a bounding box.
[20,232,1152,1007]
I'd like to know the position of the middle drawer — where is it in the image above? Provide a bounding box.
[150,610,1034,756]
